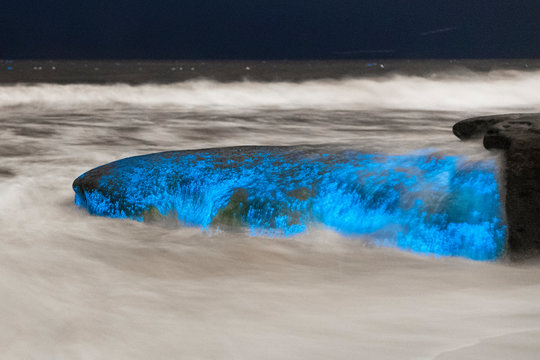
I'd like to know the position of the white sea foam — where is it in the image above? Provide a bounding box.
[0,70,539,111]
[2,68,540,359]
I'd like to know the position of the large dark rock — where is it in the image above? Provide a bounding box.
[454,113,540,258]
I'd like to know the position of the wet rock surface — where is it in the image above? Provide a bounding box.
[454,113,540,258]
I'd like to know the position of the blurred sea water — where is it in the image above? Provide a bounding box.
[1,60,540,359]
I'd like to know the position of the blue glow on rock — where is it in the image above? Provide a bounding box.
[73,148,506,260]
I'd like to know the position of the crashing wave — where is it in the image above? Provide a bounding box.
[73,146,505,260]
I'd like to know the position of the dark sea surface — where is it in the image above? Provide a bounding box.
[1,60,540,359]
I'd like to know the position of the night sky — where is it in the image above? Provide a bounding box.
[2,0,539,59]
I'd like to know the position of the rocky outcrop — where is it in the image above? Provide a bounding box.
[453,113,540,258]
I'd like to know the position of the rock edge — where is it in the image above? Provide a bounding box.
[454,113,540,258]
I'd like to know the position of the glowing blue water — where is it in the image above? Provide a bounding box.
[74,148,506,260]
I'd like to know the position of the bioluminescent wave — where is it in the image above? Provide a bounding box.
[73,147,505,260]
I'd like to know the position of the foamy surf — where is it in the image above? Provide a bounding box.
[2,61,540,360]
[1,70,539,111]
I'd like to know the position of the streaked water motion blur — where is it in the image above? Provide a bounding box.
[1,60,540,359]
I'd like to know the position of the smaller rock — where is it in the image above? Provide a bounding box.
[452,113,540,140]
[453,113,540,258]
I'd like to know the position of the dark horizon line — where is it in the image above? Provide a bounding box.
[3,57,539,62]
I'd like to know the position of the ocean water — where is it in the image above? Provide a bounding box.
[1,60,540,359]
